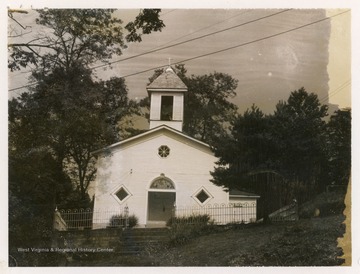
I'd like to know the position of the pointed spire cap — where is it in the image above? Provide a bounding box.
[147,66,187,91]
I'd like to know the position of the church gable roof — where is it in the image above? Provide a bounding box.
[147,67,187,90]
[92,125,212,156]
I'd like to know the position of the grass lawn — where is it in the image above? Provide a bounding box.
[67,214,346,266]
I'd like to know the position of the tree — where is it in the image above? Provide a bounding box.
[8,146,74,265]
[325,108,351,187]
[211,105,283,221]
[271,88,328,195]
[184,72,238,144]
[211,105,271,189]
[125,9,165,42]
[8,9,165,71]
[211,88,329,220]
[9,9,165,200]
[9,70,139,201]
[145,64,238,144]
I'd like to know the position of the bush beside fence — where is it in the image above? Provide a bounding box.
[172,203,257,225]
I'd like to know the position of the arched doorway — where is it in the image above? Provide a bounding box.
[147,175,176,225]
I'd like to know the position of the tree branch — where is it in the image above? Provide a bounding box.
[8,42,58,51]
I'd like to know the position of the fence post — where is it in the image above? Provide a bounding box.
[53,206,67,231]
[293,198,299,221]
[124,205,129,228]
[53,206,58,231]
[172,203,176,225]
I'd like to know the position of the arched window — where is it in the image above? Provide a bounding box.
[150,175,175,189]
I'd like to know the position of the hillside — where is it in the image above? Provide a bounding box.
[150,215,346,266]
[66,214,346,266]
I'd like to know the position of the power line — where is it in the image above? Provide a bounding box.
[161,9,177,17]
[114,10,351,79]
[320,80,351,104]
[8,9,286,92]
[144,10,253,50]
[89,9,292,71]
[8,9,350,92]
[8,9,291,92]
[8,10,249,82]
[320,79,351,103]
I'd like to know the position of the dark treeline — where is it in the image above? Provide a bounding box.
[211,87,351,220]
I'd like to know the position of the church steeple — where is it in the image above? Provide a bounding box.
[146,66,188,131]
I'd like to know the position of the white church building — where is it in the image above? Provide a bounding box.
[91,67,259,228]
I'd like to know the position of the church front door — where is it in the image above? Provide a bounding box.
[147,192,175,224]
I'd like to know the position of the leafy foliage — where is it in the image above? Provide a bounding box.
[9,70,138,200]
[8,9,165,71]
[298,191,346,218]
[166,214,214,246]
[271,88,328,185]
[211,88,349,220]
[9,9,122,71]
[211,105,272,189]
[184,72,238,144]
[109,214,139,228]
[166,214,211,226]
[8,149,72,265]
[125,9,165,42]
[325,109,351,186]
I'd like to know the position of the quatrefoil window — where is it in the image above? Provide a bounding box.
[158,145,170,158]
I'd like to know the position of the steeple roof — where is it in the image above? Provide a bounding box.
[147,66,187,90]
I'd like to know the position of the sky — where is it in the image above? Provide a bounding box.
[7,8,351,116]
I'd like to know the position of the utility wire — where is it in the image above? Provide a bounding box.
[89,9,292,70]
[8,9,350,92]
[319,79,351,103]
[8,9,291,92]
[8,10,249,81]
[143,10,252,50]
[161,9,177,17]
[114,9,351,79]
[320,80,351,104]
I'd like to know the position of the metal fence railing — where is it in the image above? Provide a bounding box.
[54,206,129,231]
[172,203,257,225]
[54,203,259,230]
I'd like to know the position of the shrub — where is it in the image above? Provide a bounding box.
[298,191,346,218]
[167,214,215,246]
[109,214,138,228]
[167,214,211,226]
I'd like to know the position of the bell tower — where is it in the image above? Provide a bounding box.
[146,66,188,131]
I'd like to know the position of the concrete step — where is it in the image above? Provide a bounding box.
[123,228,170,240]
[114,228,170,254]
